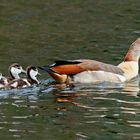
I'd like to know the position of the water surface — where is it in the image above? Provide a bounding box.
[0,0,140,140]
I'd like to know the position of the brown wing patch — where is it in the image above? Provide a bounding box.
[17,79,28,87]
[7,77,14,83]
[52,65,84,75]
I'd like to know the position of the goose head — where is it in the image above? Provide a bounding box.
[124,38,140,61]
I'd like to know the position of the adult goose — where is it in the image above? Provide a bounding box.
[39,38,140,84]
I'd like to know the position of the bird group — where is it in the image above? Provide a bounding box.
[0,64,40,89]
[1,38,140,90]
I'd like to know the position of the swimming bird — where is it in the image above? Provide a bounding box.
[6,66,40,89]
[39,38,140,84]
[0,63,26,88]
[7,63,26,81]
[0,73,8,88]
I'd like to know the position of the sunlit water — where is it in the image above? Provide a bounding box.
[0,0,140,140]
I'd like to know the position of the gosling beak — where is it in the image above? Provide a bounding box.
[21,69,26,73]
[38,72,41,76]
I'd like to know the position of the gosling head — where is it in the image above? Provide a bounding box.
[26,66,40,84]
[9,63,26,79]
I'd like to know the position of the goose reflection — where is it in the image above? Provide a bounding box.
[122,76,140,96]
[54,75,140,107]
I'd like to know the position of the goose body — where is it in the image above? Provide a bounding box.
[6,66,40,89]
[39,38,140,84]
[73,70,126,83]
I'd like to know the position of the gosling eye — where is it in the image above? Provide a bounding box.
[16,67,21,70]
[14,64,21,69]
[32,67,37,71]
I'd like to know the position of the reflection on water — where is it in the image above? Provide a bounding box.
[0,75,139,139]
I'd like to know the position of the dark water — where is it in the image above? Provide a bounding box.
[0,0,140,139]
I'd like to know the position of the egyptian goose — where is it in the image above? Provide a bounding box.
[6,66,40,89]
[39,38,140,84]
[0,63,26,88]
